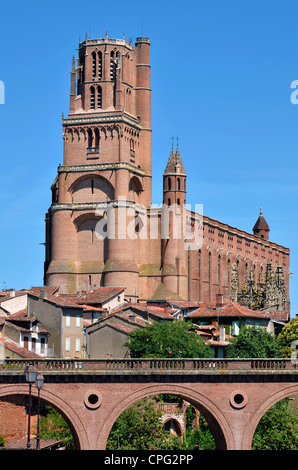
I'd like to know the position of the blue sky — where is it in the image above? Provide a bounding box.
[0,0,297,317]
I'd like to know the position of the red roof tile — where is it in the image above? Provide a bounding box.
[187,301,271,319]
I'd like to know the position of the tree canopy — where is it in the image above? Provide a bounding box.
[124,320,213,359]
[276,318,298,358]
[225,325,281,358]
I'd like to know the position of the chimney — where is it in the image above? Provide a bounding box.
[10,290,15,298]
[219,326,225,343]
[163,305,171,315]
[216,293,223,308]
[128,313,136,323]
[40,289,47,300]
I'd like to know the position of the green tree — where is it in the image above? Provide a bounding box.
[124,320,213,358]
[0,434,7,447]
[225,326,281,358]
[107,398,181,450]
[38,405,74,450]
[252,399,298,450]
[277,318,298,358]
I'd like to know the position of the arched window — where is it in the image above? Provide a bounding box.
[87,128,93,148]
[167,198,171,206]
[90,86,95,109]
[110,51,115,79]
[98,51,102,80]
[94,128,100,148]
[177,198,180,206]
[198,250,201,277]
[177,178,180,190]
[116,51,121,67]
[168,177,171,190]
[97,86,102,108]
[208,252,212,281]
[92,52,96,80]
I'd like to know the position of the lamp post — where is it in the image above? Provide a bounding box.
[24,363,38,450]
[35,373,44,450]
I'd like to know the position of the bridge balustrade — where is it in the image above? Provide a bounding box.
[0,358,296,373]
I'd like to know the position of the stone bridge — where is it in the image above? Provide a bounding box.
[0,358,297,450]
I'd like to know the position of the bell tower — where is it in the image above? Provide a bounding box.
[44,34,152,297]
[161,145,188,299]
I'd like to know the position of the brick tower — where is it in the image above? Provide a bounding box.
[161,145,188,299]
[44,34,151,297]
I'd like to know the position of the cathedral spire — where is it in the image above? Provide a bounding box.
[164,143,186,176]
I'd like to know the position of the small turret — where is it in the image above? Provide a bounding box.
[161,144,188,299]
[253,208,270,241]
[163,145,186,208]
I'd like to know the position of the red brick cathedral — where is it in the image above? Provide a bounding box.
[44,34,290,312]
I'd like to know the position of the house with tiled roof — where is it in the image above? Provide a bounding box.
[184,300,288,337]
[71,286,126,311]
[27,289,86,358]
[0,308,50,359]
[84,303,175,358]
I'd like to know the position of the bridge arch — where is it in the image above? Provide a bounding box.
[97,383,234,450]
[0,384,87,450]
[243,383,298,450]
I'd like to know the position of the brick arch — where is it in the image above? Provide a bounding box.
[243,383,298,450]
[69,174,115,202]
[96,383,233,450]
[162,416,183,438]
[0,384,87,450]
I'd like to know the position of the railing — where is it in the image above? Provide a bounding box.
[0,358,296,373]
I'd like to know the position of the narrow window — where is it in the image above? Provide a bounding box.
[65,313,71,327]
[218,255,221,283]
[94,128,100,147]
[31,338,36,352]
[65,337,70,352]
[89,275,92,287]
[168,177,171,190]
[198,250,201,277]
[40,337,45,354]
[75,338,80,352]
[97,86,102,108]
[98,51,102,80]
[208,252,212,280]
[87,128,93,148]
[177,178,180,190]
[91,178,94,194]
[76,315,81,328]
[110,51,115,79]
[92,52,96,79]
[24,336,29,350]
[90,86,95,109]
[168,198,171,206]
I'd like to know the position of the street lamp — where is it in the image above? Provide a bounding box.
[35,373,44,450]
[24,363,38,450]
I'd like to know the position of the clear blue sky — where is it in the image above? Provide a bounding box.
[0,0,297,317]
